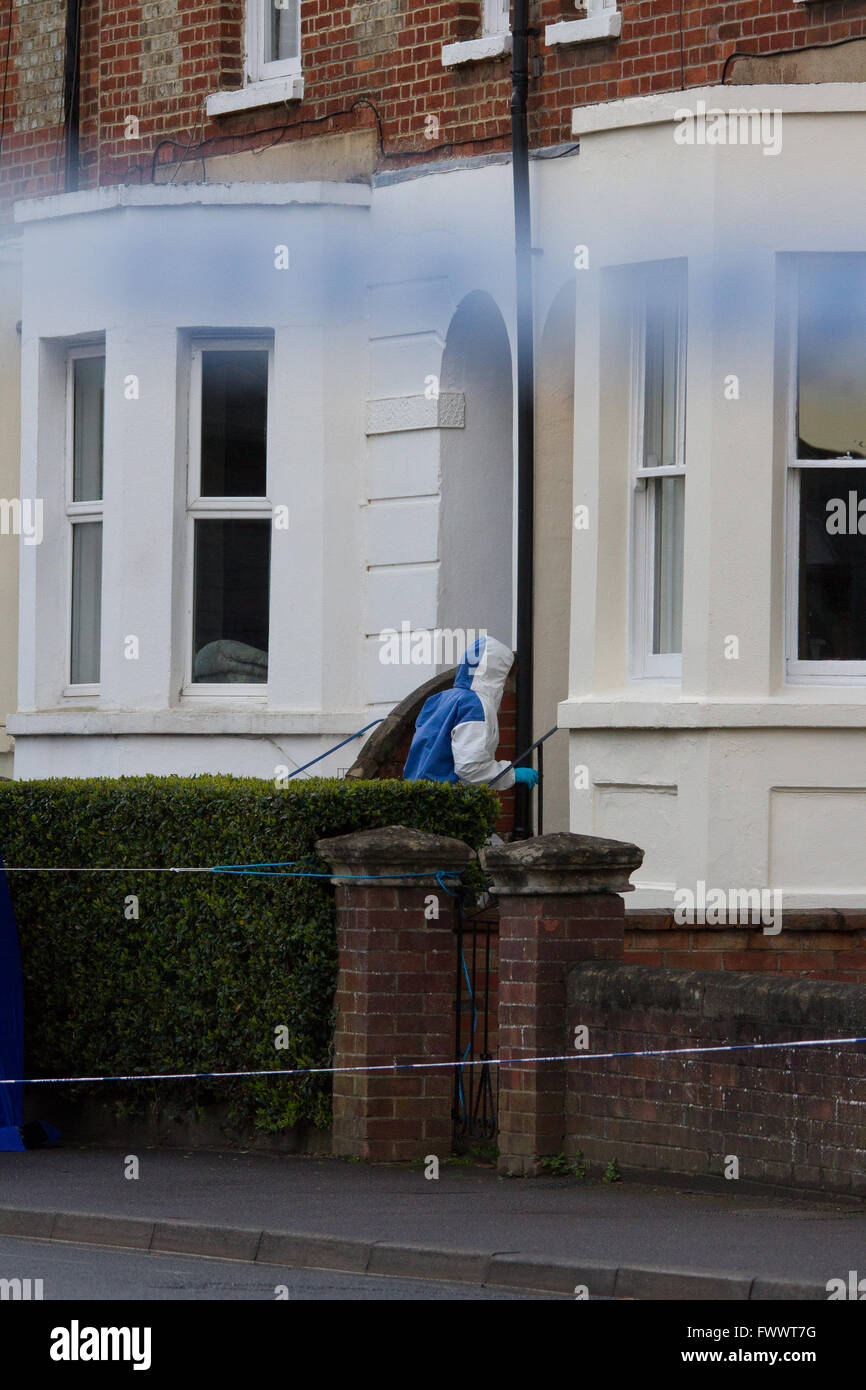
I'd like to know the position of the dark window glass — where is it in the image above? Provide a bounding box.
[70,521,102,684]
[200,350,268,497]
[799,467,866,661]
[192,519,271,682]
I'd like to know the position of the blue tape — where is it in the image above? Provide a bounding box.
[2,1035,865,1086]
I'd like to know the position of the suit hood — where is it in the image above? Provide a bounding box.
[454,635,513,705]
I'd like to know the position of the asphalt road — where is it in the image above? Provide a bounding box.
[0,1235,554,1300]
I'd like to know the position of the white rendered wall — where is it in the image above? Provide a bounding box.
[11,187,371,778]
[0,236,20,777]
[559,86,866,909]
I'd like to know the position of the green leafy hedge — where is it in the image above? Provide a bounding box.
[0,776,497,1133]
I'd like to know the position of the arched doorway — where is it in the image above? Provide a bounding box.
[439,291,513,651]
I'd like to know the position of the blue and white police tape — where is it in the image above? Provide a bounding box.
[1,1034,865,1086]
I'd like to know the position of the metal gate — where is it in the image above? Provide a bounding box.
[452,890,498,1144]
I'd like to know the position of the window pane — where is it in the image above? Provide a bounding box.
[192,519,271,682]
[200,350,268,497]
[643,287,680,469]
[73,357,104,502]
[265,0,300,63]
[70,521,102,684]
[652,474,684,654]
[798,467,866,661]
[798,258,866,460]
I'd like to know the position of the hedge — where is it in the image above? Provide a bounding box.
[0,776,498,1134]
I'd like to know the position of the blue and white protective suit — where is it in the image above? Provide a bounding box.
[403,635,515,789]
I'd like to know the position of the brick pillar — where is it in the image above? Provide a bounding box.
[316,825,473,1161]
[483,832,643,1176]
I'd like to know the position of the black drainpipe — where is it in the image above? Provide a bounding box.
[62,0,82,191]
[510,0,535,840]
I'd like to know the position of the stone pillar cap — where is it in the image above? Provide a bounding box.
[316,824,474,887]
[482,831,644,896]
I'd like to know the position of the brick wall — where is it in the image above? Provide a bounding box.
[625,911,866,984]
[331,881,456,1159]
[4,1,866,217]
[566,963,866,1194]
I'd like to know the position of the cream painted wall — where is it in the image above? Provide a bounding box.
[560,85,866,909]
[0,236,21,778]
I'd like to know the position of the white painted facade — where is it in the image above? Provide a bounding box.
[10,81,866,917]
[561,83,866,911]
[9,170,524,781]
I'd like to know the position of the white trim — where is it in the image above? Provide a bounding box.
[571,83,866,138]
[206,74,304,117]
[247,0,301,82]
[7,710,371,736]
[546,8,622,49]
[557,696,866,728]
[628,271,686,682]
[14,182,371,222]
[442,34,512,66]
[65,345,105,694]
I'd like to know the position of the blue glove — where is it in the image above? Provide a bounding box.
[514,767,539,788]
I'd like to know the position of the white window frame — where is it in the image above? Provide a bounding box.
[785,258,866,684]
[64,344,105,697]
[184,337,274,700]
[482,0,509,36]
[247,0,301,83]
[207,1,303,113]
[628,269,687,682]
[442,0,512,66]
[545,0,621,50]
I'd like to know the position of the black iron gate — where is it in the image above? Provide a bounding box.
[452,889,498,1144]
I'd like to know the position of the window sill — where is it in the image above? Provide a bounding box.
[545,12,622,47]
[206,74,304,118]
[441,34,512,67]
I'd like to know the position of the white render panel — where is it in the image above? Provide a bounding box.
[9,733,361,781]
[363,635,440,706]
[366,498,439,566]
[367,277,456,342]
[366,430,441,499]
[368,333,445,398]
[769,789,866,895]
[593,783,679,891]
[366,565,439,633]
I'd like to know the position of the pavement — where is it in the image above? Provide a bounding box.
[0,1147,863,1299]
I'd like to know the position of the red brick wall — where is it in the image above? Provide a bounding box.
[4,1,866,218]
[566,963,866,1194]
[332,880,456,1159]
[625,911,866,984]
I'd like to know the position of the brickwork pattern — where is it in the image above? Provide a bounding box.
[331,881,456,1160]
[496,890,625,1170]
[566,966,866,1194]
[5,1,866,216]
[625,910,866,983]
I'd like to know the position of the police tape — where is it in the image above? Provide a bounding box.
[1,1034,865,1086]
